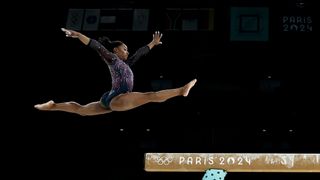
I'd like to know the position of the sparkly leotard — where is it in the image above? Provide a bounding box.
[88,39,150,108]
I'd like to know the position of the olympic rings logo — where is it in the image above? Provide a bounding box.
[155,156,174,165]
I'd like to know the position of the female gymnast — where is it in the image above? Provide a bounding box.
[34,28,197,116]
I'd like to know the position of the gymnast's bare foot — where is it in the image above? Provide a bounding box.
[34,100,55,110]
[182,79,197,97]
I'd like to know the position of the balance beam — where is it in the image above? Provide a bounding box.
[144,153,320,172]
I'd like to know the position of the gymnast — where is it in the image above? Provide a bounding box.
[34,28,197,116]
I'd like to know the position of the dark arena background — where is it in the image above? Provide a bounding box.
[14,0,320,179]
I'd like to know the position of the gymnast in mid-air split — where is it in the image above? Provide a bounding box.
[34,28,197,116]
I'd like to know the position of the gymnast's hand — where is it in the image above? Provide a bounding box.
[61,28,80,38]
[148,31,163,49]
[152,31,163,45]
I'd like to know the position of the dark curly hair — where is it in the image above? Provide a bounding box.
[98,36,124,52]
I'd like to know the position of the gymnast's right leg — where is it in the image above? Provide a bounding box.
[34,100,112,116]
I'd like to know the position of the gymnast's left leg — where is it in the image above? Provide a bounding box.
[109,79,197,111]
